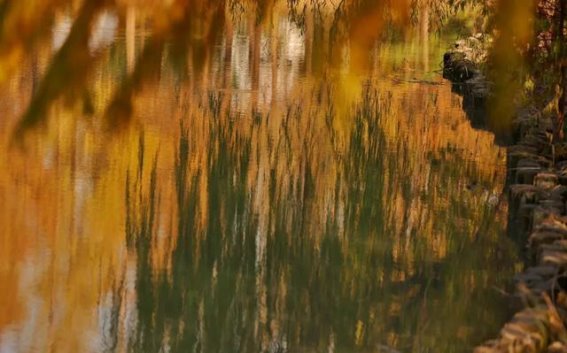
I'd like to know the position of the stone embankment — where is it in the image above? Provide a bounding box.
[443,38,567,353]
[475,120,567,353]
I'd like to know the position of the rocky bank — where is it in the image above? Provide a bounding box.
[443,38,567,353]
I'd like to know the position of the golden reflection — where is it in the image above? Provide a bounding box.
[0,1,517,353]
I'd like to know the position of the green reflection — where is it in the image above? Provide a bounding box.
[121,85,518,353]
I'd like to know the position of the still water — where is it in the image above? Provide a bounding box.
[0,2,519,353]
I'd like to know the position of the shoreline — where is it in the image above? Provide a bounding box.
[444,44,567,353]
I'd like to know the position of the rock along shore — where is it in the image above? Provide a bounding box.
[443,39,567,353]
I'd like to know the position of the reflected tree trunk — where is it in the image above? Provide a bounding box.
[271,18,278,109]
[251,24,261,90]
[126,7,136,73]
[419,0,430,71]
[223,21,233,89]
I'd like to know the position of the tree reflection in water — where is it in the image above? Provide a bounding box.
[0,1,518,353]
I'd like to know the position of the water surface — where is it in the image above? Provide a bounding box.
[0,3,519,353]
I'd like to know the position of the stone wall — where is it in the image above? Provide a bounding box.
[443,40,567,353]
